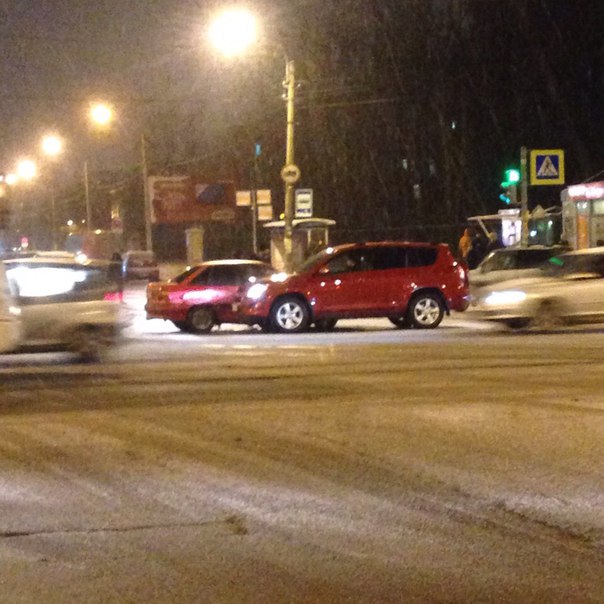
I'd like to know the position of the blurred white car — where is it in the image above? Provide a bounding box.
[0,262,22,353]
[2,257,126,360]
[469,246,566,297]
[473,247,604,330]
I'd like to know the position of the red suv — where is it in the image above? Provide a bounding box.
[239,242,469,332]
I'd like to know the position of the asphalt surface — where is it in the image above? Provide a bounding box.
[0,285,603,603]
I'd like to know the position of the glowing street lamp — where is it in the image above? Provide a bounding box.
[41,134,64,157]
[17,159,37,181]
[208,8,258,57]
[89,102,113,128]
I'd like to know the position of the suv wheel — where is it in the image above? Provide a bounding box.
[406,293,444,329]
[270,296,310,333]
[530,299,565,331]
[71,326,114,362]
[187,307,215,334]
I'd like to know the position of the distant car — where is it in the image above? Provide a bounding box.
[145,259,274,333]
[473,247,604,330]
[239,241,470,333]
[122,251,160,281]
[2,257,126,360]
[469,246,566,295]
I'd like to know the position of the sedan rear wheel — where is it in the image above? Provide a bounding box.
[406,293,444,329]
[187,306,215,334]
[171,320,190,332]
[270,297,310,333]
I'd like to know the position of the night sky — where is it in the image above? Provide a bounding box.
[1,0,603,248]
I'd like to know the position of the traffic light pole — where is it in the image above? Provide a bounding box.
[520,146,529,247]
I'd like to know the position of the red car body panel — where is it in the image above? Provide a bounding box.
[145,260,273,325]
[240,242,470,326]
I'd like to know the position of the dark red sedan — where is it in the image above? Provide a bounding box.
[145,259,274,333]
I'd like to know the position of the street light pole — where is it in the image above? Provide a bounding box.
[520,146,529,247]
[141,133,153,251]
[50,187,57,250]
[84,160,92,229]
[283,59,296,273]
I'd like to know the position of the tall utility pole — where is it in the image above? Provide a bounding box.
[141,133,153,252]
[84,161,92,229]
[250,143,261,256]
[520,146,529,247]
[282,59,298,273]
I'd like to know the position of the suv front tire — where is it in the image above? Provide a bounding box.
[270,296,310,333]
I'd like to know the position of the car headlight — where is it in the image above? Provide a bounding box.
[483,290,527,306]
[270,272,288,283]
[246,283,269,301]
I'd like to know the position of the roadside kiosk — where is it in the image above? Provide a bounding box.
[561,181,604,249]
[263,218,336,271]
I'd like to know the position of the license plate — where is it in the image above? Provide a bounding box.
[231,303,239,312]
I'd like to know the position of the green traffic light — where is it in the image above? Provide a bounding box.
[504,168,520,183]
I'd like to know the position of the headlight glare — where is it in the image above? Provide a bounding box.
[246,283,268,301]
[483,290,527,306]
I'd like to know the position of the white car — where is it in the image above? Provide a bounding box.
[0,262,22,353]
[1,257,126,360]
[474,247,604,330]
[469,245,565,298]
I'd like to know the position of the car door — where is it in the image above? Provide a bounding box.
[187,265,244,307]
[310,249,377,315]
[563,255,604,321]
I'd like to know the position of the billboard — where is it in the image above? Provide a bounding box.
[149,176,237,224]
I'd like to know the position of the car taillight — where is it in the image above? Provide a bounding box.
[455,261,469,286]
[104,291,123,302]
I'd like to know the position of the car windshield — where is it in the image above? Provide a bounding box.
[171,266,201,283]
[479,251,514,272]
[541,253,604,277]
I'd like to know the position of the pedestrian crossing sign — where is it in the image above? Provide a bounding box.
[530,149,565,185]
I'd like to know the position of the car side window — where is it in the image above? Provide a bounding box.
[517,250,552,269]
[326,251,357,274]
[327,250,373,274]
[371,247,407,270]
[406,247,437,267]
[247,265,273,281]
[205,265,246,286]
[190,269,210,286]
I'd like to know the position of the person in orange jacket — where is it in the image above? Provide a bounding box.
[458,228,472,261]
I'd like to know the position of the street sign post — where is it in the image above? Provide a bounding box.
[295,188,313,218]
[530,149,565,185]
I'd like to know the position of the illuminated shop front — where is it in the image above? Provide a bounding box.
[561,182,604,249]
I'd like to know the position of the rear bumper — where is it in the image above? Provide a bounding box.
[145,305,187,322]
[448,294,471,312]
